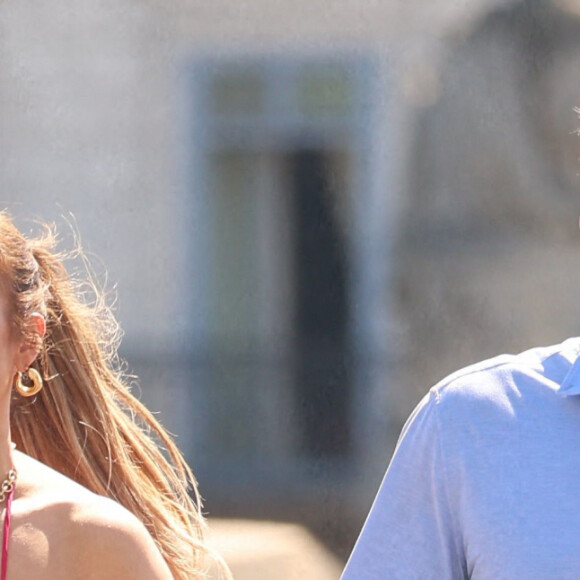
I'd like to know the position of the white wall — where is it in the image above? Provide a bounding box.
[0,0,179,346]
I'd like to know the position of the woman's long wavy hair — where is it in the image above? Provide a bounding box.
[0,211,228,579]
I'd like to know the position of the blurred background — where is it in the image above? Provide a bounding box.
[2,0,580,577]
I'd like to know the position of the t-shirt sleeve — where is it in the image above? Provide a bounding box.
[341,389,466,580]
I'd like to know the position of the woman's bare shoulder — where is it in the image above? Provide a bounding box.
[13,450,101,514]
[13,452,173,580]
[68,497,173,580]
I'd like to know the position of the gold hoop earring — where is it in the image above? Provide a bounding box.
[13,368,43,397]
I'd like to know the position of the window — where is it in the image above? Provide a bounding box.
[190,55,372,480]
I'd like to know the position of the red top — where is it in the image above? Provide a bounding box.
[1,488,14,580]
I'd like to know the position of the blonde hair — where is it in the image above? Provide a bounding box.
[0,212,228,579]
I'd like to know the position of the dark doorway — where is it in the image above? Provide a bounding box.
[288,148,352,460]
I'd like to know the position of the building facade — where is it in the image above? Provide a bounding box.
[1,0,579,557]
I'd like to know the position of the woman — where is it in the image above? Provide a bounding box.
[0,211,230,579]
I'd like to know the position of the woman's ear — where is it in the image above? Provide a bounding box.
[30,313,46,340]
[16,313,45,370]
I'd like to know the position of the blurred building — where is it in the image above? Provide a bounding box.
[396,0,580,406]
[1,0,580,562]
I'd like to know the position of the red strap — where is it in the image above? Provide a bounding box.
[1,487,14,580]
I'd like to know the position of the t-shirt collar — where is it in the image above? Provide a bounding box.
[558,351,580,396]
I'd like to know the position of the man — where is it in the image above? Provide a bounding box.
[341,337,580,579]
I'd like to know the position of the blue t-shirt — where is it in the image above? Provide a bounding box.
[341,338,580,580]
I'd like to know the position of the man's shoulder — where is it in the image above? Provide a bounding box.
[429,337,580,418]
